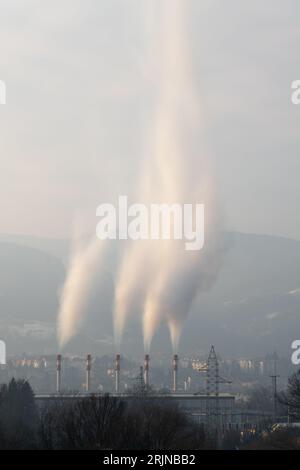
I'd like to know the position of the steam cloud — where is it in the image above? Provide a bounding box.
[57,0,222,352]
[57,236,107,348]
[114,0,222,352]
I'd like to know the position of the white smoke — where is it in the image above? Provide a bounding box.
[57,236,107,348]
[57,0,222,353]
[114,0,222,353]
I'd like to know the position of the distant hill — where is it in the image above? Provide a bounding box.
[0,232,299,358]
[0,234,69,262]
[0,242,65,354]
[181,232,300,358]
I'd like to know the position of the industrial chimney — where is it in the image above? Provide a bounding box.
[115,353,120,393]
[56,354,62,393]
[86,354,91,392]
[144,354,150,388]
[172,354,178,392]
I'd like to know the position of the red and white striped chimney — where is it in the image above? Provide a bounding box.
[144,354,150,388]
[173,354,178,392]
[86,354,92,392]
[56,354,62,393]
[115,353,121,393]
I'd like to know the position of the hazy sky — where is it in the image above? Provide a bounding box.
[0,0,299,240]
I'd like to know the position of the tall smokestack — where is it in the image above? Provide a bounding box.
[86,354,91,392]
[115,353,120,393]
[144,354,150,388]
[56,354,62,393]
[173,354,178,392]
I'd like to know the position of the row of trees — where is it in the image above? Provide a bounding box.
[1,370,300,450]
[0,379,215,450]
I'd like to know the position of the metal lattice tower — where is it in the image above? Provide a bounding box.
[195,346,232,431]
[195,346,232,394]
[131,366,147,396]
[206,346,219,396]
[138,365,145,391]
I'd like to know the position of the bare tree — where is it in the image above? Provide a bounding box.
[118,398,213,450]
[37,395,214,450]
[38,395,125,450]
[278,371,300,420]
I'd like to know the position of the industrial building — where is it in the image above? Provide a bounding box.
[33,346,272,433]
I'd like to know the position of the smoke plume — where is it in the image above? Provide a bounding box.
[57,0,222,352]
[114,0,222,352]
[57,236,108,348]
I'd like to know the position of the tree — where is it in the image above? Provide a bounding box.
[38,395,126,450]
[117,398,214,450]
[278,370,300,420]
[0,379,38,449]
[37,395,214,450]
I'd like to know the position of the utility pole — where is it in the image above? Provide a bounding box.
[270,352,280,423]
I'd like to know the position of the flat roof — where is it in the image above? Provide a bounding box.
[35,393,235,400]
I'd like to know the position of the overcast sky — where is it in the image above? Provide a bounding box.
[0,0,299,240]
